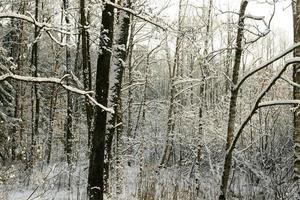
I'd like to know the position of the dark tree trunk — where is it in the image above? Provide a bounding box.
[63,0,73,168]
[29,0,39,169]
[293,0,300,196]
[80,0,93,147]
[104,0,131,193]
[87,0,115,199]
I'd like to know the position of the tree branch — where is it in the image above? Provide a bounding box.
[258,100,300,108]
[235,42,300,91]
[104,0,168,31]
[229,57,300,154]
[0,73,114,113]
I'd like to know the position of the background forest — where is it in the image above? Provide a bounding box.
[0,0,300,199]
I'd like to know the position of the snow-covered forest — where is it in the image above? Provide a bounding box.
[1,0,300,199]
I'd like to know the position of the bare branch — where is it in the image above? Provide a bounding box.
[244,14,265,21]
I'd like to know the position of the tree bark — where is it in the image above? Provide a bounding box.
[126,20,134,139]
[80,0,93,147]
[87,0,115,199]
[219,1,248,199]
[293,0,300,196]
[29,0,40,170]
[104,0,131,194]
[63,0,73,168]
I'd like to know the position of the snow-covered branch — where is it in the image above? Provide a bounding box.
[229,57,300,153]
[0,12,71,46]
[104,0,168,31]
[0,73,114,113]
[0,13,69,34]
[235,42,300,91]
[258,100,300,108]
[244,14,265,21]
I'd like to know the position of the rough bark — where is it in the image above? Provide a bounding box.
[126,20,134,139]
[87,0,115,199]
[104,0,131,194]
[29,0,40,169]
[80,0,93,147]
[63,0,73,168]
[293,0,300,195]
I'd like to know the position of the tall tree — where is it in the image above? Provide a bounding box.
[160,0,183,167]
[219,1,248,199]
[104,0,131,194]
[80,0,93,146]
[29,0,40,170]
[87,0,115,199]
[293,0,300,196]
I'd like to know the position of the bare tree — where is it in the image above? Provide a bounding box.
[87,0,115,199]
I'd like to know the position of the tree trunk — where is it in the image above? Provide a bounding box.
[219,1,248,199]
[29,0,40,170]
[63,0,73,168]
[80,0,93,147]
[127,20,134,139]
[104,0,131,194]
[63,0,73,193]
[87,0,115,199]
[160,0,183,168]
[293,0,300,196]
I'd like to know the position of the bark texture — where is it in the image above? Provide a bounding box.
[104,0,131,193]
[293,0,300,195]
[87,1,115,199]
[80,0,93,146]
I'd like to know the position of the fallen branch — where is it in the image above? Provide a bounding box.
[0,73,114,113]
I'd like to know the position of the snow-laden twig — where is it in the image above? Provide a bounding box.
[0,73,114,113]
